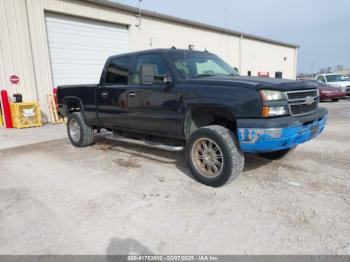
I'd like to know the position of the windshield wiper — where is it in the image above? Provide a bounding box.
[191,74,216,79]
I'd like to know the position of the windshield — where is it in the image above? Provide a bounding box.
[325,75,347,82]
[169,51,238,79]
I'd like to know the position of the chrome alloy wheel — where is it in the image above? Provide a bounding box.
[69,118,81,143]
[191,138,224,178]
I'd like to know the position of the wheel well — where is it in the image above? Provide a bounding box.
[184,107,237,138]
[64,98,82,115]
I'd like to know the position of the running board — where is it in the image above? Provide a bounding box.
[104,133,184,152]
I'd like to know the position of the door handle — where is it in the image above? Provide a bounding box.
[128,92,136,97]
[101,91,109,98]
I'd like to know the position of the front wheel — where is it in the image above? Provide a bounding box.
[259,148,293,160]
[186,125,244,187]
[67,112,94,147]
[332,99,339,102]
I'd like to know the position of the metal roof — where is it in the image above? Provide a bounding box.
[85,0,299,49]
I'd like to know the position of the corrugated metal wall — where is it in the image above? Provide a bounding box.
[0,0,38,108]
[0,0,297,122]
[26,0,134,121]
[1,0,134,121]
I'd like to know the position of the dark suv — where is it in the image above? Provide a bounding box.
[57,48,327,187]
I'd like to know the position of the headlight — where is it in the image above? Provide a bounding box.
[262,106,287,117]
[260,90,286,101]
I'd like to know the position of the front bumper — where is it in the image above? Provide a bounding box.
[237,108,328,153]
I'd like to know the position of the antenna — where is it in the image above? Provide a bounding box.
[136,0,143,29]
[224,8,228,31]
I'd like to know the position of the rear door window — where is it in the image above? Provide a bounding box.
[105,56,131,85]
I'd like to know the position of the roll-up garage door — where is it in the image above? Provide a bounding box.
[45,13,129,87]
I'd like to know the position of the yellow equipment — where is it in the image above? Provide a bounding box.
[10,102,42,129]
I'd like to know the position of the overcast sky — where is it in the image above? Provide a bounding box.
[114,0,350,74]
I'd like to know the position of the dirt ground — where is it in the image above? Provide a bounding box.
[0,99,349,255]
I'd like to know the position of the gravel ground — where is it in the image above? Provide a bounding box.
[0,99,349,255]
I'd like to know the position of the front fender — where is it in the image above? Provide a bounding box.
[182,98,238,138]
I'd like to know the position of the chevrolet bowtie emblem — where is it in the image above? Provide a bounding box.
[305,96,314,105]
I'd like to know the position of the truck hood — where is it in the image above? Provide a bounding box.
[185,75,318,91]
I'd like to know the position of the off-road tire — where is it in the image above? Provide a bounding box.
[67,112,94,147]
[259,148,293,160]
[186,125,245,187]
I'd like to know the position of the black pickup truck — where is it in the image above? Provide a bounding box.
[57,48,327,187]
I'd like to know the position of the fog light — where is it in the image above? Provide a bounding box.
[269,106,287,116]
[263,106,287,117]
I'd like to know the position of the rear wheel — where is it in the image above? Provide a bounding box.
[186,125,244,187]
[259,148,293,160]
[67,112,94,147]
[332,99,339,102]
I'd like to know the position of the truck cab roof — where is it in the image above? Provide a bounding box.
[108,48,211,60]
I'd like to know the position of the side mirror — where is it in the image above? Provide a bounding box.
[163,75,173,85]
[163,75,174,91]
[141,64,155,85]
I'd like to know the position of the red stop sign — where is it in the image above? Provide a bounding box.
[10,75,20,84]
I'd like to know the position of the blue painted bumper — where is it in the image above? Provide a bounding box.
[237,115,327,153]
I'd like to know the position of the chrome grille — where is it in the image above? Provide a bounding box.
[287,90,318,101]
[290,101,318,116]
[285,89,319,116]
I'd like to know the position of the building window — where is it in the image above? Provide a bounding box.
[275,72,283,79]
[247,71,252,76]
[105,56,131,85]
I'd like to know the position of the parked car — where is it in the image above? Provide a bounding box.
[311,80,346,102]
[315,73,350,95]
[57,48,327,187]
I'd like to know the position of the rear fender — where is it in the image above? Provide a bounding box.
[63,96,86,120]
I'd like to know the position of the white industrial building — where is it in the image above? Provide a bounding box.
[0,0,299,121]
